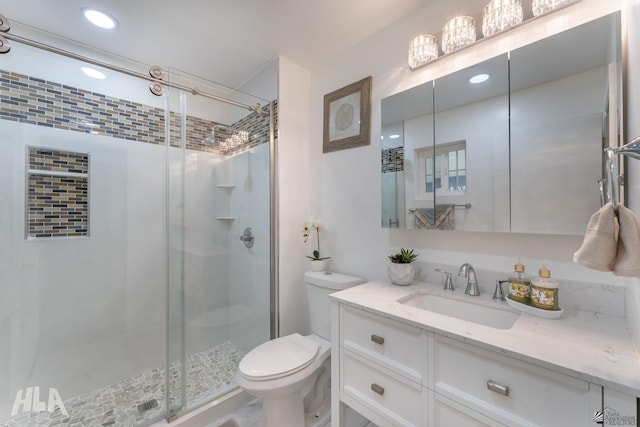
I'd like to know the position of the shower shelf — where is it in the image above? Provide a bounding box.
[215,184,235,220]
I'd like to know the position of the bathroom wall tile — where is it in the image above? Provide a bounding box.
[0,69,276,157]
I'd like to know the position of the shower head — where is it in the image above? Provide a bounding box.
[249,103,267,115]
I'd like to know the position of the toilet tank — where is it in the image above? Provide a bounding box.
[304,271,364,340]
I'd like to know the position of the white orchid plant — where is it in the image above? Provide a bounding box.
[303,216,330,261]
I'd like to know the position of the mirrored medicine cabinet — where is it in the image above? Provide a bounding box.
[381,11,622,235]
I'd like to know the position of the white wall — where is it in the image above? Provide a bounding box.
[624,0,640,350]
[277,58,313,336]
[276,0,629,334]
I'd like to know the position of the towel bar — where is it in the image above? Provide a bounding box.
[409,203,471,212]
[603,136,640,210]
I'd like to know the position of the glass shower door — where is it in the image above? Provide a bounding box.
[165,69,273,417]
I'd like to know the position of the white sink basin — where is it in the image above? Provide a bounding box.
[398,291,520,330]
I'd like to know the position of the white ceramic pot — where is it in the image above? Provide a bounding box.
[309,260,326,272]
[388,262,415,286]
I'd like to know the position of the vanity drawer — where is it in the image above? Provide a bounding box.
[432,335,601,427]
[341,305,422,383]
[342,349,422,427]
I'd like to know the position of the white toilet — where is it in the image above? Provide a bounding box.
[236,271,363,427]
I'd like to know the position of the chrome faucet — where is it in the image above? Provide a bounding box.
[458,263,480,296]
[435,268,455,291]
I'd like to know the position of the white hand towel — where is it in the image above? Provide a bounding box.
[613,205,640,277]
[573,202,619,272]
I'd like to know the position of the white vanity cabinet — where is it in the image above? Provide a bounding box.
[333,303,603,427]
[428,334,601,426]
[338,305,425,426]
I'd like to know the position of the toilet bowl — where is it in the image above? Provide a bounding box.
[236,271,364,427]
[237,334,331,426]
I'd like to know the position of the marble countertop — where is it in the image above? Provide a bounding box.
[330,280,640,397]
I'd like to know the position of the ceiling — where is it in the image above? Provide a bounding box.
[0,0,459,90]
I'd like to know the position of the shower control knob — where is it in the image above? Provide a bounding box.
[240,227,254,249]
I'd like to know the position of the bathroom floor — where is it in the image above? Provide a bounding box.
[0,341,245,427]
[205,401,380,427]
[205,399,263,427]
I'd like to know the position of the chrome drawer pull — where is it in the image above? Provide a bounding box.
[371,383,385,396]
[371,334,385,345]
[487,380,509,396]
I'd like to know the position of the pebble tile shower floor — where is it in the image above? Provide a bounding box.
[1,342,244,427]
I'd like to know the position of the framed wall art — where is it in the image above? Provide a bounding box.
[323,76,372,153]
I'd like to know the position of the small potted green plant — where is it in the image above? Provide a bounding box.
[388,248,418,285]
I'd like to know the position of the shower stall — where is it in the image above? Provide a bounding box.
[0,20,275,426]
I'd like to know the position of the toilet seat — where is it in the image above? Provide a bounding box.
[239,333,319,381]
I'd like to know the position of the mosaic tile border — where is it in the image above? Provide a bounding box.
[0,70,277,156]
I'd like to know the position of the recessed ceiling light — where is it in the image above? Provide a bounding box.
[82,9,118,29]
[389,134,401,139]
[469,73,490,84]
[81,67,106,79]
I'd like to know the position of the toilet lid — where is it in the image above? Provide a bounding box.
[239,333,319,381]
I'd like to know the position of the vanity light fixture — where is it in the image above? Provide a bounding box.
[469,73,490,84]
[482,0,523,37]
[441,16,476,54]
[408,34,439,69]
[80,66,106,79]
[531,0,573,17]
[82,8,118,29]
[389,134,401,139]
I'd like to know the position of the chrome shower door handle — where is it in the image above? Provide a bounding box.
[240,227,254,248]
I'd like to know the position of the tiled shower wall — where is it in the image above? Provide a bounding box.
[0,69,277,155]
[0,69,277,238]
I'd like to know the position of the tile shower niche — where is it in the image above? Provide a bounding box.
[26,146,89,239]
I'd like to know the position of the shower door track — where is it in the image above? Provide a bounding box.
[0,14,266,114]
